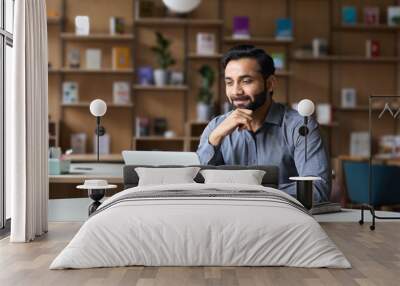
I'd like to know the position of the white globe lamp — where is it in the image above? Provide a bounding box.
[89,99,107,161]
[162,0,201,14]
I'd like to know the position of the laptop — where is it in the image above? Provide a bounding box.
[122,150,201,166]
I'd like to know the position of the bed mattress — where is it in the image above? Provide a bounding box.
[50,183,351,269]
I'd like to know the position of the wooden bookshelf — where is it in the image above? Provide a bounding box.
[135,18,223,27]
[46,0,400,158]
[59,68,135,74]
[132,85,189,91]
[187,53,222,60]
[60,33,134,41]
[333,24,399,32]
[224,36,293,45]
[61,102,133,108]
[47,17,62,25]
[292,55,400,63]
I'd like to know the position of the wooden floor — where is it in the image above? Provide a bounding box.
[0,222,399,286]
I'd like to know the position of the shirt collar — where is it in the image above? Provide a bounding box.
[264,101,284,126]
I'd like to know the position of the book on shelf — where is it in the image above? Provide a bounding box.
[135,117,150,137]
[365,40,380,58]
[350,132,370,157]
[364,6,380,25]
[85,49,102,70]
[170,71,184,85]
[275,18,293,40]
[67,48,80,68]
[271,53,285,70]
[153,117,168,136]
[387,6,400,26]
[62,81,79,103]
[341,88,357,108]
[93,133,110,155]
[113,81,131,104]
[342,6,357,25]
[232,16,250,39]
[316,103,332,125]
[138,66,154,85]
[196,33,216,55]
[71,133,87,154]
[112,47,131,70]
[75,15,90,35]
[109,17,125,35]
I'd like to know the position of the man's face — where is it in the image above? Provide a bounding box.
[224,58,269,110]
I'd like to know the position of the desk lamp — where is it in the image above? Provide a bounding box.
[89,99,107,161]
[297,99,315,162]
[290,99,320,210]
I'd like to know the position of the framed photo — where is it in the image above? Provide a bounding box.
[341,88,357,108]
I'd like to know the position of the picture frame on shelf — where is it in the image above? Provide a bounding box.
[75,15,90,35]
[341,88,357,108]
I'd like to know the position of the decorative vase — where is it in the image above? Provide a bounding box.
[154,69,168,86]
[197,102,211,122]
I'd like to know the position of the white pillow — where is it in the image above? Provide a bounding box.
[135,167,200,186]
[200,169,266,185]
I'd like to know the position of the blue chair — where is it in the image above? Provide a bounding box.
[343,161,400,207]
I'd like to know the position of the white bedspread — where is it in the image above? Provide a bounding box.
[50,183,351,269]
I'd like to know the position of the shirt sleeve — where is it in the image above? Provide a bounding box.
[291,117,331,203]
[196,118,225,165]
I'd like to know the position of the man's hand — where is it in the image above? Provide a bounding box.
[208,109,253,146]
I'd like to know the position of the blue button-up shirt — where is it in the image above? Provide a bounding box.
[196,101,331,202]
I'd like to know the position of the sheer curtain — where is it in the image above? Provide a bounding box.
[7,0,48,242]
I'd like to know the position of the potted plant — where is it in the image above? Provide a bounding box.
[151,31,176,86]
[197,65,215,122]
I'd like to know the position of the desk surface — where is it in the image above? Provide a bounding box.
[49,163,124,183]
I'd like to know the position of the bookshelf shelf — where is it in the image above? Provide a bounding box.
[333,24,399,32]
[134,136,186,141]
[135,18,223,27]
[275,70,292,77]
[62,102,133,108]
[47,17,62,25]
[224,36,293,45]
[320,122,339,127]
[48,68,60,74]
[60,33,134,41]
[60,68,135,74]
[292,55,400,63]
[334,106,385,112]
[133,85,189,91]
[187,53,222,60]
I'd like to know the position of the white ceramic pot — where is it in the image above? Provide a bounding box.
[197,102,211,122]
[154,69,168,86]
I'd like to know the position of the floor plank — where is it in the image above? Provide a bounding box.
[0,222,399,286]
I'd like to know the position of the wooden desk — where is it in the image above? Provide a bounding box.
[49,163,124,199]
[63,154,123,163]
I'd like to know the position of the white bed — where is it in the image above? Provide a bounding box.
[50,183,351,269]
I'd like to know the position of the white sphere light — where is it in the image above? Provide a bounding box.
[162,0,201,13]
[90,99,107,117]
[298,99,315,117]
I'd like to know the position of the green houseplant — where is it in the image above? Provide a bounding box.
[151,31,176,86]
[197,65,215,122]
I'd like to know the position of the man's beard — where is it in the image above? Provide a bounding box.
[232,89,269,111]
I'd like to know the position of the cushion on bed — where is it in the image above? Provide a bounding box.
[124,165,279,189]
[200,169,266,185]
[135,167,200,186]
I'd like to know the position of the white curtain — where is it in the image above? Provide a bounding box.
[7,0,49,242]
